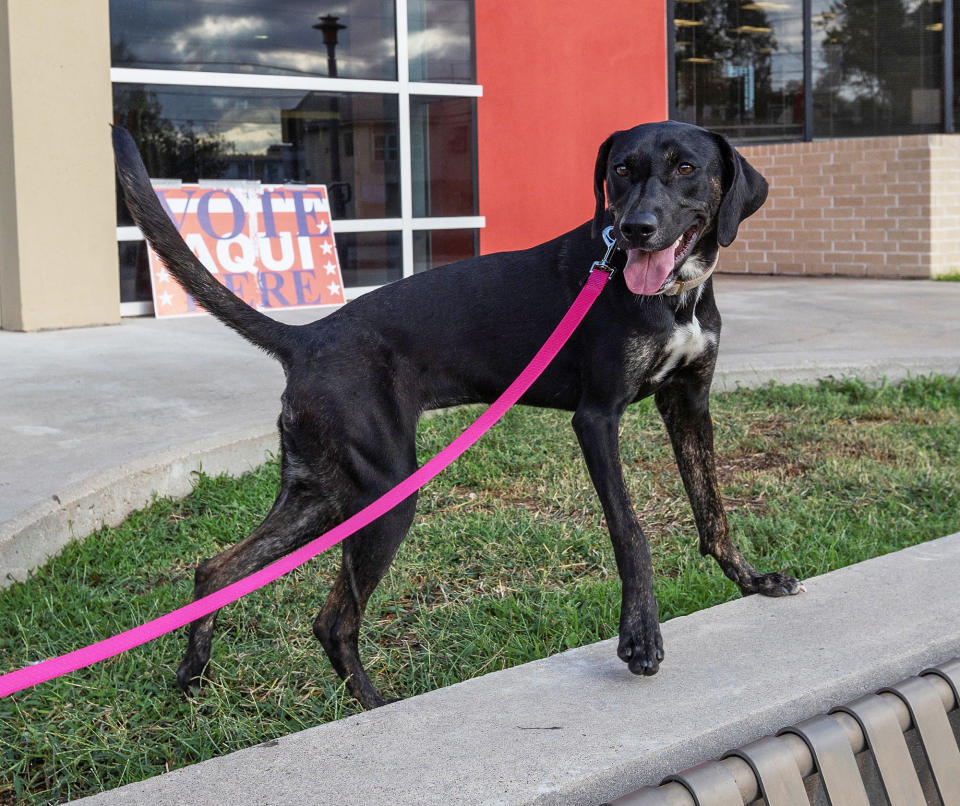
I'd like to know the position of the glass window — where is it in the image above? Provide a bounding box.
[812,0,944,137]
[118,241,153,303]
[408,0,475,83]
[335,231,403,286]
[410,96,476,217]
[673,0,951,140]
[112,85,401,220]
[110,0,397,81]
[413,229,477,272]
[111,1,480,310]
[674,0,805,142]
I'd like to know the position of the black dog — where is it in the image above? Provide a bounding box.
[112,120,803,709]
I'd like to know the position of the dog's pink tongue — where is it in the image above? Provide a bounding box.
[623,246,675,295]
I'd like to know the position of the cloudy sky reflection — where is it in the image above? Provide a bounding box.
[111,0,398,79]
[111,0,476,83]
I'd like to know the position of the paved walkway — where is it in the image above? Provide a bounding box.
[2,275,959,582]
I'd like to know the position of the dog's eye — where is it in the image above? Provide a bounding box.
[677,163,695,176]
[614,164,630,178]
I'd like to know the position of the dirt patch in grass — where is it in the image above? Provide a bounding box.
[717,451,807,480]
[834,439,900,463]
[741,413,793,437]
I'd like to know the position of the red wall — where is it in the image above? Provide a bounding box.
[475,2,668,254]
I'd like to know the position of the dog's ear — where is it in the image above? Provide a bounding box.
[712,133,768,247]
[592,132,618,238]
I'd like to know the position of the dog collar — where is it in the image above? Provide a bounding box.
[659,253,719,297]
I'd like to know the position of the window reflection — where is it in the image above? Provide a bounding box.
[336,231,403,286]
[812,0,943,136]
[413,229,477,272]
[674,0,948,140]
[674,0,805,141]
[410,96,476,217]
[408,0,475,83]
[110,0,397,80]
[113,85,401,221]
[118,241,153,303]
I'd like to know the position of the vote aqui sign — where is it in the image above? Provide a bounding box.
[147,182,345,318]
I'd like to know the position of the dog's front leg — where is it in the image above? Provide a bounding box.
[572,404,664,676]
[654,371,804,597]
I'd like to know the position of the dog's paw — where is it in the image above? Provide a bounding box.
[617,617,664,677]
[741,570,805,598]
[176,658,210,696]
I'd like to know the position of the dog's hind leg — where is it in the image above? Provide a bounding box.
[654,371,804,597]
[313,492,418,710]
[176,479,337,694]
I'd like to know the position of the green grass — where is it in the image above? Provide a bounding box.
[934,271,960,282]
[2,375,960,805]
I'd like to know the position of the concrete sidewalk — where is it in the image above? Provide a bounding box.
[2,275,960,582]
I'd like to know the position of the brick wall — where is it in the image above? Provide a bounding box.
[720,134,960,279]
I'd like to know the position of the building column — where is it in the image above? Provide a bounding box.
[0,0,118,331]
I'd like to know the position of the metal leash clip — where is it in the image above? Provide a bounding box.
[590,226,620,277]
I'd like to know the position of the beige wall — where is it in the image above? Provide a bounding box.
[722,135,960,279]
[930,135,960,279]
[0,0,118,331]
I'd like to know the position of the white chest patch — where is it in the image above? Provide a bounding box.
[650,316,716,383]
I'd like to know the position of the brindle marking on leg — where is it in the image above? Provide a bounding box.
[177,481,338,693]
[313,494,418,709]
[654,370,804,598]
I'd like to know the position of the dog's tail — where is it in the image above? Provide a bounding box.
[112,125,294,362]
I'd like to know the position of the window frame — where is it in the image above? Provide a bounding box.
[113,0,484,315]
[668,0,956,143]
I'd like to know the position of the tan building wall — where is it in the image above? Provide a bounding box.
[0,0,118,331]
[930,135,960,279]
[721,134,960,279]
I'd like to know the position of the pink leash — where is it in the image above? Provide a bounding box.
[0,257,615,698]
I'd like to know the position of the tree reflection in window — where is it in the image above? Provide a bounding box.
[673,0,945,140]
[813,0,943,136]
[675,0,803,142]
[112,84,401,223]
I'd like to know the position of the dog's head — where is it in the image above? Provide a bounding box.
[592,121,767,296]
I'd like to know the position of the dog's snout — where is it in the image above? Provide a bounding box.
[621,212,658,243]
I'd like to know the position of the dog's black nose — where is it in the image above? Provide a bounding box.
[620,212,658,242]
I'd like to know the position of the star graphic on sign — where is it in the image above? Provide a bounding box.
[156,266,171,283]
[320,241,334,255]
[327,282,341,296]
[324,261,338,275]
[158,290,174,307]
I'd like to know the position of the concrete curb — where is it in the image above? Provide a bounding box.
[70,532,960,806]
[0,428,277,586]
[712,358,960,392]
